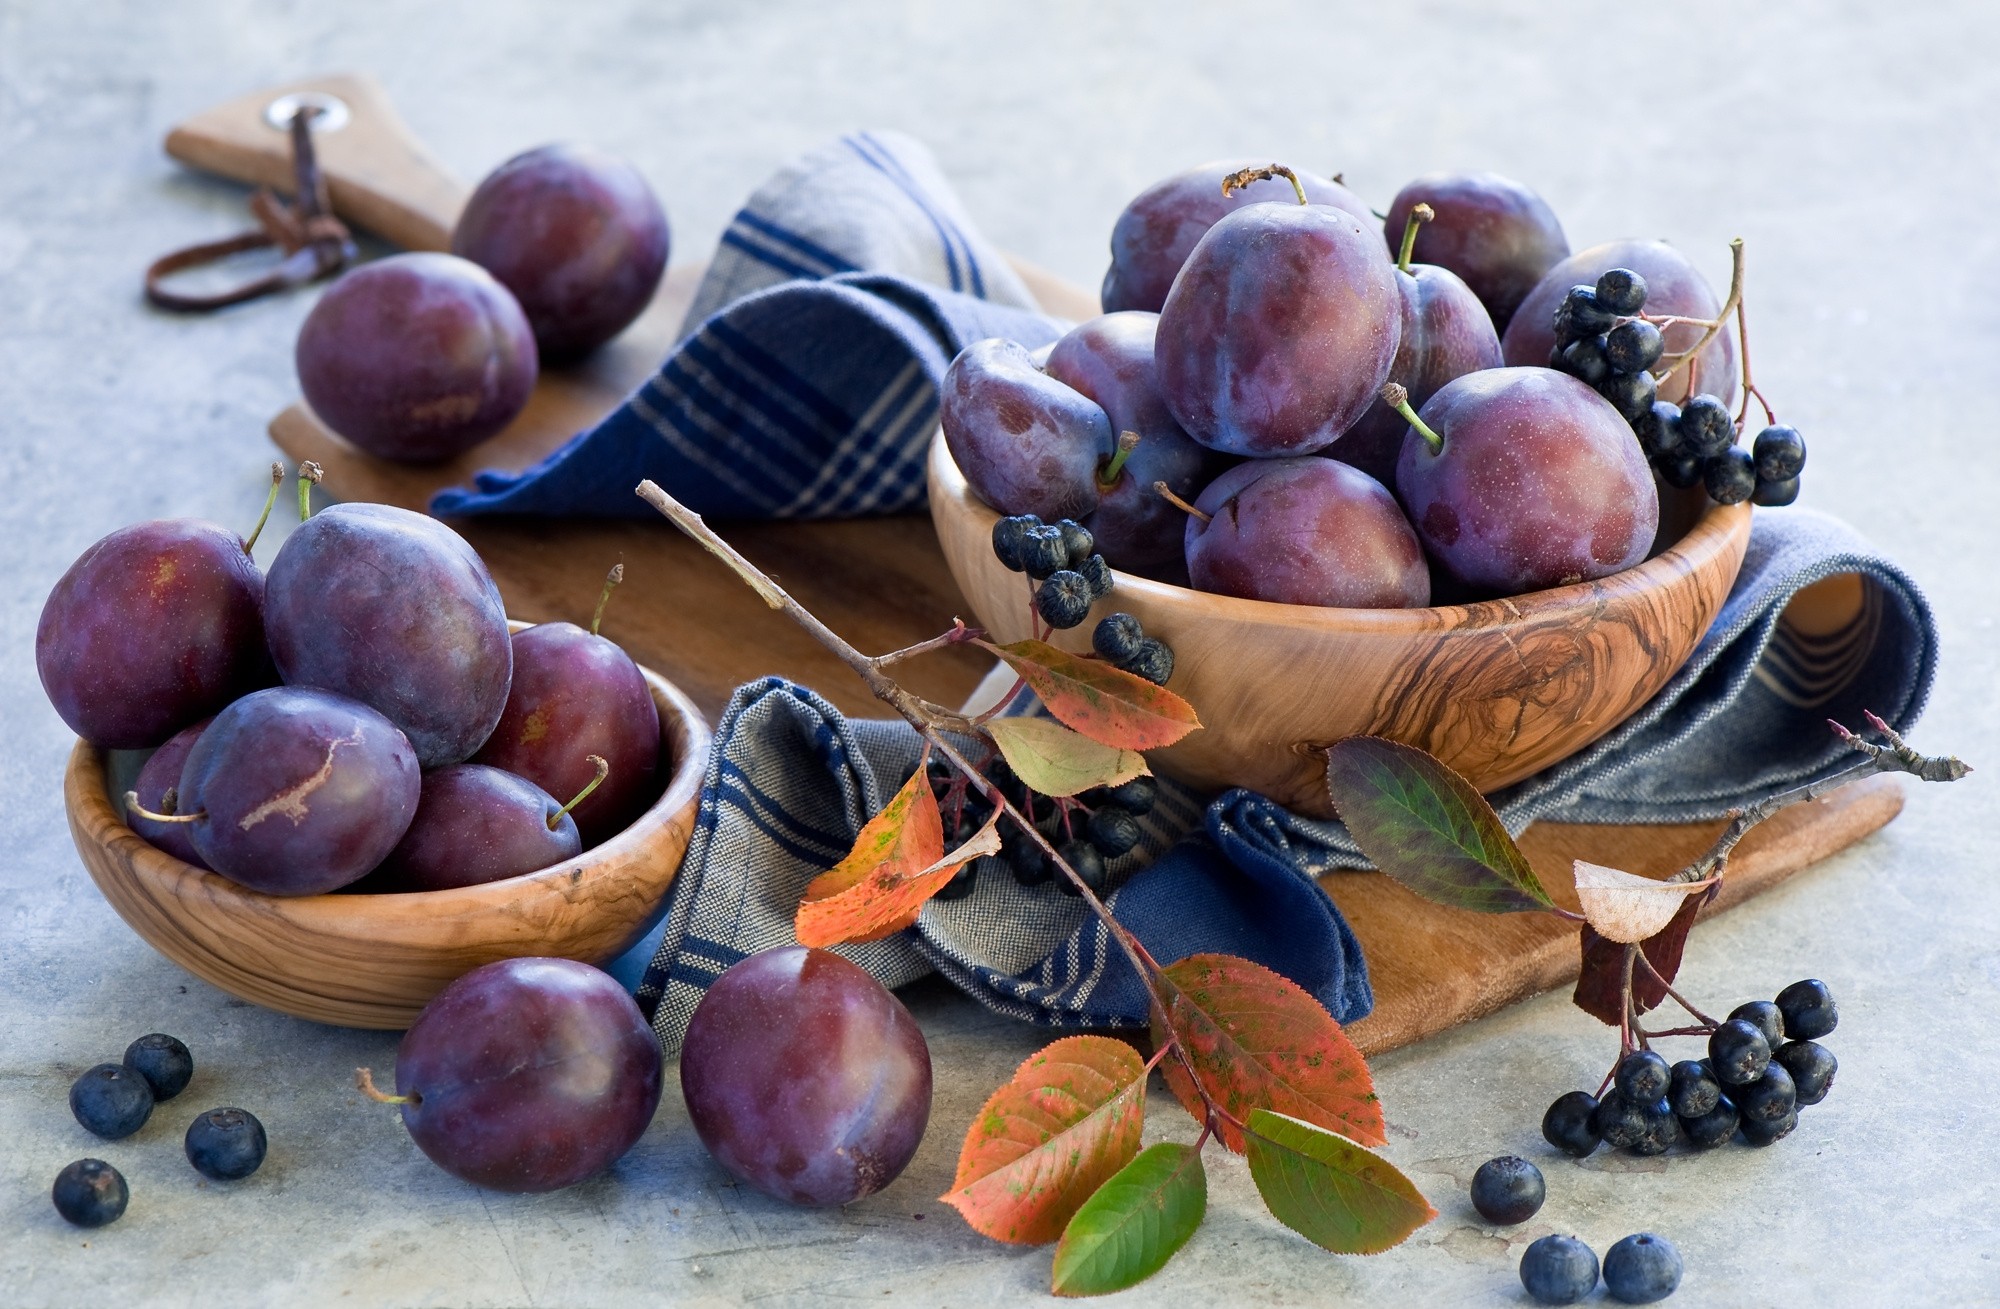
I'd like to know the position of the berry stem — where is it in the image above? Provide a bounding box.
[354,1067,417,1106]
[1396,203,1432,274]
[124,791,204,824]
[548,755,610,830]
[1380,382,1444,454]
[297,460,323,521]
[1152,481,1210,524]
[1098,430,1142,488]
[1631,949,1720,1027]
[590,563,624,636]
[873,619,981,669]
[1220,163,1307,206]
[1653,238,1746,387]
[243,462,284,554]
[1729,290,1779,430]
[1636,1025,1716,1040]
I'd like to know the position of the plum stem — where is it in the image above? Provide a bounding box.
[243,462,284,554]
[1396,203,1433,274]
[1654,238,1745,386]
[1220,163,1306,206]
[1152,480,1210,524]
[354,1067,417,1106]
[124,791,204,824]
[591,563,624,636]
[1098,430,1142,489]
[297,460,323,521]
[1380,382,1443,455]
[549,755,611,829]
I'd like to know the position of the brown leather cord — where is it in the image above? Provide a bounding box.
[144,107,358,312]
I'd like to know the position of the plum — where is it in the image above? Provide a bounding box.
[1503,239,1739,407]
[37,520,269,749]
[264,502,513,769]
[1183,458,1429,608]
[295,252,537,463]
[129,716,213,868]
[680,947,931,1207]
[1102,159,1371,314]
[382,958,662,1192]
[169,686,421,895]
[941,337,1114,523]
[1390,368,1658,596]
[1382,172,1569,333]
[359,763,585,893]
[452,144,670,361]
[1156,172,1402,457]
[1041,312,1215,569]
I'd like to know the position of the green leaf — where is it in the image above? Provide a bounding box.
[1242,1109,1436,1255]
[988,717,1148,798]
[1323,736,1551,912]
[1051,1143,1206,1297]
[980,638,1201,750]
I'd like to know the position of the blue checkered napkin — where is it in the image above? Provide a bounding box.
[429,132,1059,523]
[632,678,1372,1057]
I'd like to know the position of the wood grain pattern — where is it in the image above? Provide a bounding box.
[65,649,710,1030]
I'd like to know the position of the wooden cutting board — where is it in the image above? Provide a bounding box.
[169,75,1903,1054]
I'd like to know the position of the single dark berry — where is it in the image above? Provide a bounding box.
[1590,1089,1649,1149]
[1541,1091,1601,1158]
[1626,1099,1680,1157]
[1603,1232,1682,1304]
[1708,1018,1772,1086]
[1637,401,1683,458]
[1679,394,1735,457]
[1615,1050,1672,1103]
[1087,807,1142,858]
[1595,268,1649,315]
[1773,1040,1837,1106]
[1036,570,1095,630]
[52,1159,128,1228]
[1669,1060,1720,1118]
[1751,476,1800,507]
[1604,319,1664,375]
[991,515,1038,572]
[932,860,978,901]
[1729,1000,1786,1052]
[1736,1063,1797,1123]
[1076,553,1115,599]
[1019,524,1068,579]
[1561,336,1612,385]
[1752,424,1807,481]
[1520,1233,1600,1305]
[185,1107,267,1181]
[1055,841,1107,896]
[1120,638,1174,686]
[1092,612,1145,664]
[1598,368,1658,422]
[1680,1093,1739,1149]
[1704,447,1757,505]
[1005,830,1051,886]
[1563,284,1618,336]
[1775,978,1838,1040]
[1470,1155,1545,1225]
[925,754,954,785]
[1053,519,1094,567]
[70,1063,153,1140]
[1096,774,1158,815]
[987,756,1019,795]
[1738,1107,1797,1147]
[1658,450,1705,489]
[122,1033,194,1102]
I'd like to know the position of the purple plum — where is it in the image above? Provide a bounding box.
[128,717,213,868]
[1382,172,1569,333]
[941,337,1114,523]
[360,764,582,892]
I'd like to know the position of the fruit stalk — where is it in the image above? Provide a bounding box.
[549,755,611,830]
[1098,429,1142,488]
[1219,163,1306,205]
[243,462,284,554]
[297,460,323,521]
[590,563,624,636]
[1379,382,1444,454]
[1396,203,1433,274]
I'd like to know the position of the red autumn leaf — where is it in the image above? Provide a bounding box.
[978,638,1200,751]
[1571,882,1717,1025]
[941,1035,1148,1245]
[1149,953,1383,1154]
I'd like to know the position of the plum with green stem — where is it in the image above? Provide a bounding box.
[1382,171,1569,333]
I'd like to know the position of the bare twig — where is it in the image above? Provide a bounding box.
[1654,238,1746,387]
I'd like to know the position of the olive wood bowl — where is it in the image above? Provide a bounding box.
[64,627,710,1030]
[929,432,1752,816]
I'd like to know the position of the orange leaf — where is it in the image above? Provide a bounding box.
[941,1035,1148,1245]
[980,638,1200,751]
[1150,953,1383,1154]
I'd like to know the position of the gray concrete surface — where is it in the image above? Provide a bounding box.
[2,2,1996,1304]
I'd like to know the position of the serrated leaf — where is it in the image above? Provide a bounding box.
[1573,884,1715,1025]
[1150,953,1382,1154]
[1571,861,1713,945]
[981,638,1200,751]
[1243,1109,1435,1255]
[1050,1143,1206,1297]
[795,753,987,947]
[941,1036,1148,1245]
[1324,736,1551,913]
[988,716,1148,798]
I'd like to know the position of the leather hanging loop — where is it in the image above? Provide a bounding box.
[145,107,359,312]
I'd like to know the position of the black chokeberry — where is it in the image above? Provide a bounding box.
[1595,268,1648,315]
[1615,1050,1671,1103]
[1680,1093,1739,1149]
[1470,1155,1545,1225]
[1542,1091,1601,1158]
[1627,1099,1680,1157]
[1564,284,1618,336]
[1092,612,1145,663]
[1704,447,1758,505]
[933,860,978,901]
[70,1063,153,1140]
[1679,394,1735,457]
[1076,553,1114,599]
[1054,518,1094,566]
[1773,1040,1837,1106]
[1598,368,1657,422]
[1019,524,1068,579]
[1753,424,1807,481]
[1738,1107,1797,1147]
[1004,827,1050,886]
[1708,1018,1772,1086]
[1729,1000,1786,1052]
[1775,978,1838,1040]
[1751,476,1800,507]
[52,1159,128,1229]
[992,515,1038,572]
[1604,319,1664,375]
[1095,774,1158,815]
[1036,570,1094,629]
[1736,1063,1797,1124]
[1520,1233,1599,1306]
[1668,1059,1720,1118]
[1590,1089,1649,1150]
[123,1033,194,1102]
[1121,638,1174,686]
[1561,336,1612,385]
[1087,807,1142,858]
[1055,841,1107,896]
[1658,450,1705,489]
[184,1107,267,1181]
[1637,401,1682,458]
[1602,1232,1682,1304]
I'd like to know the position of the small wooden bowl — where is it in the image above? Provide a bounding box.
[929,432,1752,816]
[64,635,710,1030]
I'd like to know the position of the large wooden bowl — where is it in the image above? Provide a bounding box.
[64,638,710,1030]
[930,432,1752,816]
